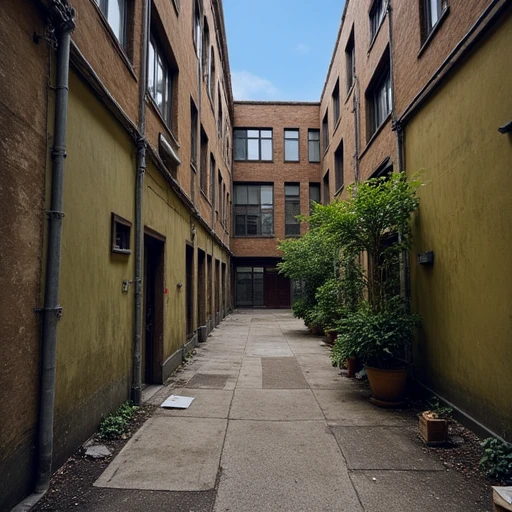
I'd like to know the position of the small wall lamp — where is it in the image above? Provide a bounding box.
[418,251,434,265]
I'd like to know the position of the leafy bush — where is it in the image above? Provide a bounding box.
[480,437,512,482]
[331,298,420,368]
[314,278,343,331]
[99,401,139,440]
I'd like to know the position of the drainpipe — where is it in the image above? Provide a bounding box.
[352,78,360,183]
[132,0,150,405]
[36,0,75,495]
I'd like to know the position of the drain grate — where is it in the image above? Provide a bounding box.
[186,373,230,389]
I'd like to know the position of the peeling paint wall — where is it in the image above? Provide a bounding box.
[406,13,512,440]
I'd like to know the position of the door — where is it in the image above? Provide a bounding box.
[143,232,165,384]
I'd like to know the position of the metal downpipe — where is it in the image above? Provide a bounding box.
[132,0,150,405]
[36,0,75,494]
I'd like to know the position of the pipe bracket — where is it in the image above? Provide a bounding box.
[51,146,67,159]
[45,210,65,219]
[34,306,63,319]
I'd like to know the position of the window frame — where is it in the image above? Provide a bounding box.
[345,29,355,94]
[111,213,132,254]
[369,0,387,43]
[284,183,301,237]
[190,99,199,168]
[95,0,128,48]
[332,79,340,126]
[148,35,174,127]
[233,128,273,162]
[284,129,300,162]
[322,112,329,154]
[367,64,392,139]
[233,184,274,237]
[334,141,344,193]
[308,129,320,163]
[309,183,321,213]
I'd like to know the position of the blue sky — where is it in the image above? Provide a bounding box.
[223,0,345,102]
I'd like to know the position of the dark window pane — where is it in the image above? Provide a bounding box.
[247,185,259,205]
[261,186,273,205]
[235,185,247,205]
[234,137,246,160]
[261,212,273,235]
[246,216,259,235]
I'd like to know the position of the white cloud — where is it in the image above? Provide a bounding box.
[295,42,310,55]
[231,71,280,100]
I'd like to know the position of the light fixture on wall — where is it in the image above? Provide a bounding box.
[418,251,434,265]
[191,223,196,240]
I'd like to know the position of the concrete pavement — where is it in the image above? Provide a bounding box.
[94,310,489,511]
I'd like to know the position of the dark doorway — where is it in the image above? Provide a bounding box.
[186,244,194,338]
[197,249,206,328]
[215,259,220,319]
[207,254,213,327]
[264,267,291,308]
[143,231,165,384]
[221,262,227,315]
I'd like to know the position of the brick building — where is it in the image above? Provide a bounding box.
[1,0,510,508]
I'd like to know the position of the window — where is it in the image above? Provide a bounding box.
[423,0,448,37]
[308,129,320,163]
[94,0,127,47]
[111,213,131,254]
[193,0,202,57]
[223,183,227,225]
[370,0,386,41]
[367,60,392,138]
[217,87,223,137]
[332,80,340,125]
[323,171,330,204]
[285,184,300,236]
[209,47,215,99]
[234,184,274,236]
[322,112,329,153]
[200,127,208,194]
[148,36,173,125]
[234,129,273,161]
[190,99,198,167]
[202,18,209,74]
[335,141,344,192]
[210,153,216,202]
[345,30,355,92]
[309,183,321,213]
[284,129,299,162]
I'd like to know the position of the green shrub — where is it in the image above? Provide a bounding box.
[480,437,512,482]
[99,401,139,440]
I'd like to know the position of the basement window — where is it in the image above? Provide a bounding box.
[111,213,131,254]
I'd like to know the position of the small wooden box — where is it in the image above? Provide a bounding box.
[419,411,449,445]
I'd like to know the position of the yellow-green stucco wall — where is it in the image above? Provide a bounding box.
[53,71,136,463]
[405,14,512,440]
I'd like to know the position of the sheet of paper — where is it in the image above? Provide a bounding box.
[160,395,195,409]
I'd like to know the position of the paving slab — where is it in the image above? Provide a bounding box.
[331,425,444,470]
[229,389,324,420]
[350,470,490,512]
[261,356,309,389]
[314,389,408,425]
[155,388,233,418]
[186,373,230,389]
[214,420,363,512]
[94,417,226,491]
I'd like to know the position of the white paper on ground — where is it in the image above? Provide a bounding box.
[494,487,512,505]
[160,395,195,409]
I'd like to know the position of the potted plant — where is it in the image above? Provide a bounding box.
[419,398,452,445]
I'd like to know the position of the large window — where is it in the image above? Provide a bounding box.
[309,183,321,213]
[148,36,173,125]
[322,112,329,153]
[335,141,344,192]
[332,80,340,125]
[367,63,392,138]
[345,30,355,93]
[200,126,208,194]
[423,0,448,37]
[234,129,273,161]
[94,0,127,47]
[284,129,299,162]
[323,171,330,204]
[193,0,202,58]
[234,184,274,236]
[308,129,320,163]
[285,184,300,236]
[236,267,264,307]
[190,99,198,167]
[370,0,386,41]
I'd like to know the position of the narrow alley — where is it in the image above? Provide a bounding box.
[51,311,489,512]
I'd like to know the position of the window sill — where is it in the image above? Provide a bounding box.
[200,189,212,206]
[360,112,392,158]
[147,95,179,145]
[233,235,275,239]
[112,248,131,255]
[333,116,342,136]
[334,184,345,197]
[234,159,275,164]
[191,162,198,174]
[418,6,450,58]
[89,0,137,81]
[284,159,301,164]
[172,0,180,15]
[345,82,355,103]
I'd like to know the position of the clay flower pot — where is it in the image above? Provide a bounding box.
[366,366,408,407]
[346,357,358,378]
[325,330,338,345]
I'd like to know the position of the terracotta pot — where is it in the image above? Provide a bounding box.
[346,357,358,377]
[325,330,337,345]
[366,366,408,407]
[419,411,449,445]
